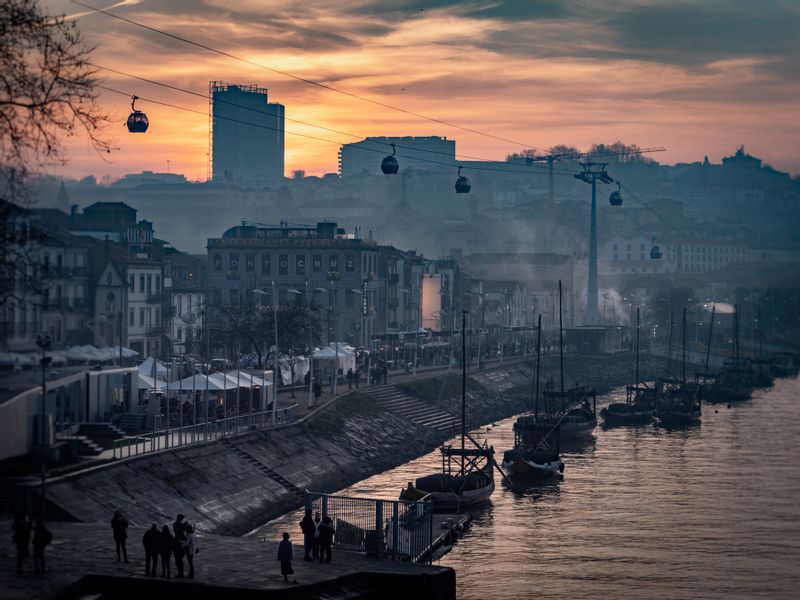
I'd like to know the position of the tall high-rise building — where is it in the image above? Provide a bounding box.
[338,136,456,177]
[210,82,285,183]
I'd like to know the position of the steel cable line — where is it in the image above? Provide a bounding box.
[99,84,583,178]
[71,0,547,151]
[93,62,574,174]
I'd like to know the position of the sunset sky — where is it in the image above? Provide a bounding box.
[46,0,800,181]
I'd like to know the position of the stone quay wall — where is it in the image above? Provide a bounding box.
[44,352,666,536]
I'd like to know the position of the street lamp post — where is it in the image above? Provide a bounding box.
[253,286,279,425]
[36,334,52,522]
[289,282,313,409]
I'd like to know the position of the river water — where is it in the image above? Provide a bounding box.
[258,376,800,599]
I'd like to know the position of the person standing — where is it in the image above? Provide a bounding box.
[12,507,31,575]
[172,513,186,578]
[346,368,354,390]
[111,510,129,563]
[32,520,52,574]
[142,523,160,577]
[159,525,173,578]
[182,524,197,579]
[354,367,360,389]
[318,516,335,563]
[277,532,294,583]
[312,379,322,405]
[312,512,322,559]
[304,370,311,392]
[298,508,315,561]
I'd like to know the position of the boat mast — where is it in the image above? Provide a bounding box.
[665,311,674,379]
[558,280,564,410]
[461,310,467,475]
[635,307,640,390]
[704,305,715,375]
[535,313,542,425]
[682,307,687,385]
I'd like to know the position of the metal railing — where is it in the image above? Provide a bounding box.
[305,491,434,563]
[112,404,297,459]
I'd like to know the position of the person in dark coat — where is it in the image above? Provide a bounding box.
[298,508,315,561]
[172,513,186,577]
[277,532,294,582]
[318,516,335,563]
[12,507,31,575]
[354,367,359,388]
[159,525,174,578]
[346,368,354,390]
[304,370,311,392]
[312,512,322,559]
[312,379,322,404]
[32,520,52,573]
[142,523,160,576]
[111,510,129,562]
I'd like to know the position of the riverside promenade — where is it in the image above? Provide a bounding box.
[0,522,454,599]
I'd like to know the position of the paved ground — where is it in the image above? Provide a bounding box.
[0,521,447,599]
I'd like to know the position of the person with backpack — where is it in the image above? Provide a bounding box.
[142,523,160,577]
[318,516,335,563]
[32,520,52,573]
[111,510,129,563]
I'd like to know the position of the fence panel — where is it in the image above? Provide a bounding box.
[305,491,433,563]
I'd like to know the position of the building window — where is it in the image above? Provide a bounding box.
[261,254,271,274]
[155,275,160,292]
[296,254,305,275]
[313,255,322,272]
[245,254,255,272]
[129,308,134,326]
[146,275,152,296]
[230,288,239,304]
[139,274,145,293]
[139,308,145,327]
[129,274,134,292]
[345,255,355,272]
[279,254,288,275]
[329,254,339,272]
[229,253,239,271]
[177,327,183,340]
[213,254,222,271]
[177,295,183,316]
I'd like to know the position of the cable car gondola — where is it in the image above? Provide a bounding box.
[126,95,149,133]
[609,182,623,206]
[455,165,471,194]
[381,143,399,174]
[650,237,662,260]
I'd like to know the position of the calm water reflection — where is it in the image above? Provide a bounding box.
[259,377,800,599]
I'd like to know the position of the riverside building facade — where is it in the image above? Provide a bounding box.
[206,222,424,348]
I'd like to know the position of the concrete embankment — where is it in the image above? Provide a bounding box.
[44,353,665,537]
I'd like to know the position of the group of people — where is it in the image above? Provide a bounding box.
[12,507,51,575]
[369,360,388,385]
[111,510,198,579]
[277,509,336,583]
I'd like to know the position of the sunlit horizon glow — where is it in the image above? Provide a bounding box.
[43,0,800,181]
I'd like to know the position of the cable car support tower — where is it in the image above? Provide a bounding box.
[575,162,614,325]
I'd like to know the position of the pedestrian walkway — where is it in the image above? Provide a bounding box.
[0,521,451,600]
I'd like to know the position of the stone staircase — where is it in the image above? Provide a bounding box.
[77,423,127,451]
[367,386,458,434]
[56,434,104,456]
[220,438,304,498]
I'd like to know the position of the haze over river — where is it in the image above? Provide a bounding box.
[260,377,800,599]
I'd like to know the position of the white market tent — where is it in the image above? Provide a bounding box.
[138,373,167,391]
[224,370,273,388]
[138,357,168,378]
[313,343,356,373]
[165,373,226,391]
